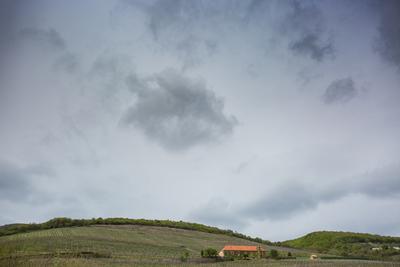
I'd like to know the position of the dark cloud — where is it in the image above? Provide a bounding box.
[244,0,269,22]
[245,0,335,61]
[53,52,79,74]
[0,0,22,50]
[126,0,226,69]
[122,69,237,150]
[175,35,218,70]
[0,0,23,86]
[239,182,343,221]
[18,27,79,73]
[141,0,228,40]
[322,77,357,104]
[290,33,334,62]
[0,160,47,202]
[357,163,400,198]
[146,0,189,41]
[239,163,400,221]
[0,160,55,206]
[285,1,334,61]
[19,28,66,51]
[241,184,317,220]
[128,0,334,64]
[0,161,31,201]
[375,0,400,69]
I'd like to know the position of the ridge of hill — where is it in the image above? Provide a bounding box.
[280,231,400,261]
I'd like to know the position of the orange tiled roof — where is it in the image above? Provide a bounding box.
[222,245,265,252]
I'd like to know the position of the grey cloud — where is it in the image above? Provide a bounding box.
[283,1,322,34]
[0,161,31,201]
[18,27,79,73]
[122,69,237,150]
[189,199,248,230]
[285,1,334,61]
[131,0,334,64]
[375,0,400,69]
[142,0,228,40]
[241,184,316,220]
[175,35,218,70]
[146,0,189,41]
[244,0,268,22]
[127,0,231,69]
[357,163,400,198]
[0,0,22,49]
[19,28,66,51]
[322,77,357,104]
[90,53,136,79]
[239,163,400,221]
[239,182,342,221]
[0,0,23,86]
[245,0,335,61]
[0,160,57,208]
[290,33,334,62]
[0,160,50,202]
[53,52,79,74]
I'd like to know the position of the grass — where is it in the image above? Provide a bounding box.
[2,258,400,267]
[0,224,299,266]
[281,231,400,261]
[1,225,399,266]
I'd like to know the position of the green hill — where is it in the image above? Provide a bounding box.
[2,218,400,266]
[0,217,271,245]
[281,231,400,261]
[0,218,305,266]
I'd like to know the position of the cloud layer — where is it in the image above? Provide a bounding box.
[1,0,400,241]
[192,163,400,225]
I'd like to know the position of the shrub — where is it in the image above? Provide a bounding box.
[269,249,279,259]
[180,251,189,262]
[201,248,218,258]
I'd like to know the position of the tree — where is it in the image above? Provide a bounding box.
[201,248,218,258]
[269,249,279,259]
[180,251,189,262]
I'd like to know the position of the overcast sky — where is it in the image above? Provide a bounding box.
[1,0,400,241]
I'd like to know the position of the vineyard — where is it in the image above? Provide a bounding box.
[1,225,399,266]
[0,224,297,266]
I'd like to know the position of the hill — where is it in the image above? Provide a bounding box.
[2,218,400,266]
[281,231,400,261]
[0,220,306,266]
[0,217,271,245]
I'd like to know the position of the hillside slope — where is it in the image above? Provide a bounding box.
[281,231,400,261]
[0,217,270,245]
[0,224,305,266]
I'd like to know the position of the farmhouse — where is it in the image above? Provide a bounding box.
[218,245,266,258]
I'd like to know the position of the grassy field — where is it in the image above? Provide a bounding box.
[281,231,400,261]
[1,225,399,266]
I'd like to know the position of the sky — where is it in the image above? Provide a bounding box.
[0,0,400,242]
